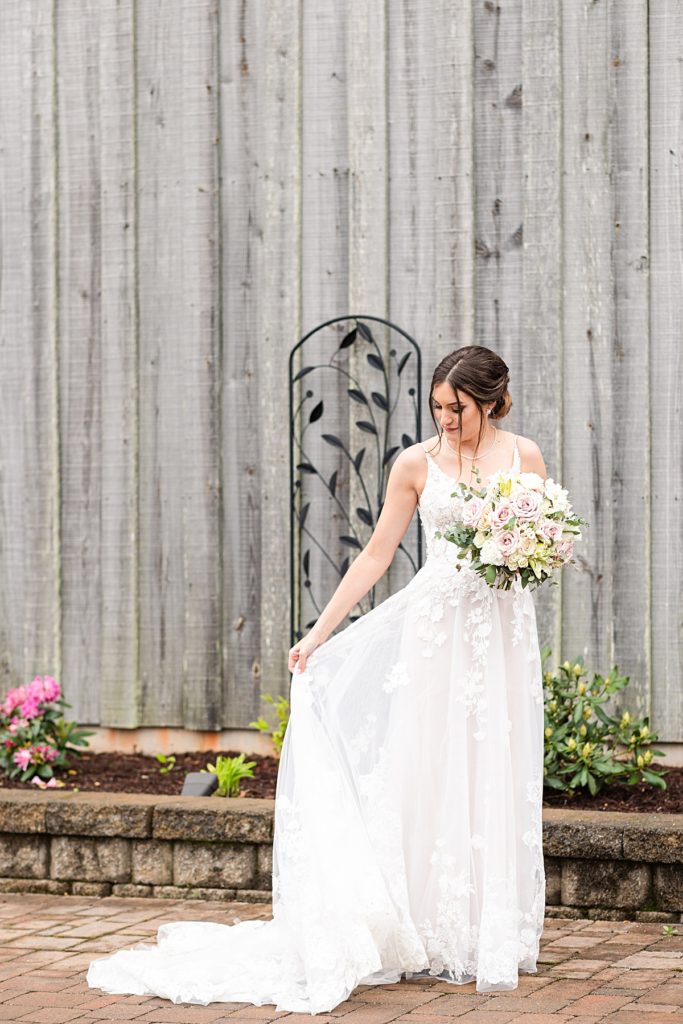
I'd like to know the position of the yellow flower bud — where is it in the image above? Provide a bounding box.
[543,766,548,776]
[582,742,592,757]
[563,660,572,671]
[566,737,577,750]
[545,726,553,739]
[637,754,644,768]
[579,724,587,737]
[549,700,557,712]
[574,665,582,677]
[644,750,653,764]
[621,711,631,726]
[583,706,591,719]
[640,725,649,738]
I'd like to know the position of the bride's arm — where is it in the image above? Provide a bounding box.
[288,448,422,671]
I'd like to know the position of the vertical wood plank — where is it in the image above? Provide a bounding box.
[98,0,140,727]
[57,1,103,722]
[136,0,221,727]
[178,2,222,730]
[609,0,650,715]
[560,1,614,674]
[253,5,301,703]
[519,0,563,661]
[0,2,60,690]
[219,1,265,726]
[297,1,351,643]
[387,0,475,422]
[220,1,301,721]
[473,0,523,372]
[649,0,683,739]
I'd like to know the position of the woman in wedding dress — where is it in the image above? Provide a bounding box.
[88,345,548,1014]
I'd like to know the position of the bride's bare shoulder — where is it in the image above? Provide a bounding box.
[390,439,436,497]
[512,431,547,477]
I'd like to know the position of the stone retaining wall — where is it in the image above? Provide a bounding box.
[0,792,681,920]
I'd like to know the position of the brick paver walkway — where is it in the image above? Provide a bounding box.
[0,895,681,1023]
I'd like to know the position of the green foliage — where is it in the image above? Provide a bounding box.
[155,753,176,775]
[203,754,256,798]
[249,693,290,758]
[541,645,668,798]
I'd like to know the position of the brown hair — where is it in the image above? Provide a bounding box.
[427,345,512,461]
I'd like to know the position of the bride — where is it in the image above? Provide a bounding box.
[87,344,549,1014]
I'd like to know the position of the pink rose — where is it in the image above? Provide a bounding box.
[555,539,575,561]
[510,490,542,522]
[540,519,563,542]
[490,502,515,532]
[497,526,521,556]
[461,496,485,527]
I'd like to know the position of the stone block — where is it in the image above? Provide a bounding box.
[154,798,273,843]
[235,889,273,903]
[132,840,173,885]
[543,809,623,859]
[173,841,256,889]
[0,793,46,833]
[0,833,48,879]
[562,858,651,909]
[256,844,272,886]
[0,878,69,895]
[71,881,112,897]
[46,793,154,838]
[623,816,683,864]
[50,836,131,882]
[152,885,237,901]
[653,864,683,912]
[112,883,152,897]
[544,857,562,905]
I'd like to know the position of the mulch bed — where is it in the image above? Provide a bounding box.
[0,752,681,813]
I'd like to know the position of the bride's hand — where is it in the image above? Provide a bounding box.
[288,632,325,675]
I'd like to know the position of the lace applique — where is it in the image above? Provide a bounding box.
[348,713,377,766]
[418,838,478,979]
[382,661,411,693]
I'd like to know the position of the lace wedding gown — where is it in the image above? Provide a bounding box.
[87,437,546,1014]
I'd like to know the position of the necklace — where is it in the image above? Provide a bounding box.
[445,425,498,460]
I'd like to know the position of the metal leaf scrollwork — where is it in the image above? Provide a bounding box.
[289,315,422,646]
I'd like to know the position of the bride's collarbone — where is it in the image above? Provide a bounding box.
[422,432,517,484]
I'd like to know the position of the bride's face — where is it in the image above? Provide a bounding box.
[431,381,488,442]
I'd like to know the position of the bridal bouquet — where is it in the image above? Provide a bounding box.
[435,468,587,591]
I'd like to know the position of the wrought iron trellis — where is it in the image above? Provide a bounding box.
[289,315,423,647]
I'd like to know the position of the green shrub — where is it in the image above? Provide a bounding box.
[541,644,668,797]
[249,693,290,758]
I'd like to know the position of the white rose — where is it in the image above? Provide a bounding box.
[480,538,504,566]
[544,478,569,512]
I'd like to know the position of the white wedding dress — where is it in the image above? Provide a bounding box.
[87,437,546,1014]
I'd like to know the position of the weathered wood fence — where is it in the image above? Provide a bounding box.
[0,1,680,740]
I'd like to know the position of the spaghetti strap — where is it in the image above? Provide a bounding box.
[512,435,520,473]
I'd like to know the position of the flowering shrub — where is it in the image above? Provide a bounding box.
[0,676,92,783]
[542,646,668,797]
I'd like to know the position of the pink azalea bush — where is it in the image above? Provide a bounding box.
[0,676,92,783]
